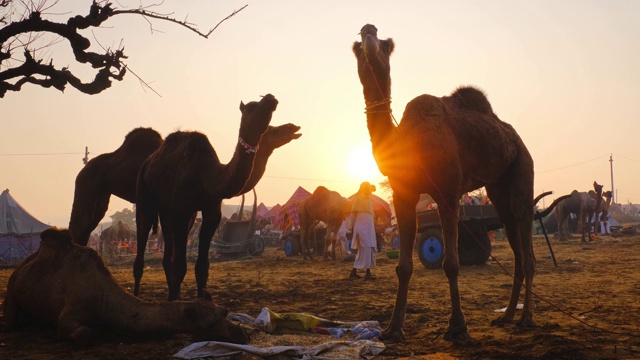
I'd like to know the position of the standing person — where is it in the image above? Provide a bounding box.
[337,216,352,258]
[348,181,377,280]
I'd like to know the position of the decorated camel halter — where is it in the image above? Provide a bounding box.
[238,137,259,154]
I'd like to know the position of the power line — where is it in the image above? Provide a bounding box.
[616,155,640,163]
[536,154,609,174]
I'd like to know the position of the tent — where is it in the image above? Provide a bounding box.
[276,186,311,230]
[1,189,52,265]
[263,203,281,225]
[256,202,270,218]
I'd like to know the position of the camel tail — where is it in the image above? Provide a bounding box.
[534,193,572,220]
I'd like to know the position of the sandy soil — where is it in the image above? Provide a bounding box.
[1,233,639,359]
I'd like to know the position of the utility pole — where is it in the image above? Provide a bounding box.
[82,146,90,165]
[609,154,615,204]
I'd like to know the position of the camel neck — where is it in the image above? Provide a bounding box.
[102,294,192,334]
[363,98,396,176]
[219,141,258,198]
[237,147,273,196]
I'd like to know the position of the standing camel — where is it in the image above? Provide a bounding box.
[298,186,349,261]
[554,189,598,242]
[69,124,300,247]
[353,24,535,341]
[134,94,279,301]
[595,190,613,235]
[69,127,163,246]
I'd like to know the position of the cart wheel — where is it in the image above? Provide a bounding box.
[284,235,300,257]
[391,234,400,250]
[457,228,491,266]
[251,235,265,256]
[417,228,443,269]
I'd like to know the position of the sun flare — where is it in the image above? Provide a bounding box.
[348,148,381,181]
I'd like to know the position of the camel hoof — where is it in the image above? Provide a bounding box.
[491,315,513,326]
[444,325,470,342]
[381,328,405,341]
[516,317,536,328]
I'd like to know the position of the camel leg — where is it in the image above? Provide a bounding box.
[69,190,110,246]
[383,191,419,340]
[166,213,191,301]
[196,208,221,298]
[487,176,535,327]
[58,305,93,346]
[323,223,338,261]
[438,196,470,341]
[133,202,157,296]
[302,226,313,261]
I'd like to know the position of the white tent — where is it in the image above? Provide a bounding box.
[0,189,52,265]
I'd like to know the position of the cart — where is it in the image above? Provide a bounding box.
[212,189,265,257]
[415,204,502,269]
[282,228,327,257]
[414,191,565,269]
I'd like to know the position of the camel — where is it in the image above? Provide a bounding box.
[134,94,279,301]
[3,228,249,345]
[595,190,613,235]
[69,127,163,246]
[553,190,598,242]
[353,24,536,341]
[69,123,300,247]
[99,220,134,255]
[298,186,349,261]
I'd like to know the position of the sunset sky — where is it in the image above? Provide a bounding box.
[2,0,639,226]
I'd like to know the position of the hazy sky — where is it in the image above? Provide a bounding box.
[2,0,639,226]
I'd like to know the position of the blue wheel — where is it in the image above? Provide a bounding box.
[417,228,444,269]
[284,236,300,257]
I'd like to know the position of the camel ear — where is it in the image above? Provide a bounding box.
[382,38,395,55]
[239,101,245,113]
[352,41,363,56]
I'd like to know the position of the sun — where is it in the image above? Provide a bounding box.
[348,147,381,181]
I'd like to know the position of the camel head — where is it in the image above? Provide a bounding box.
[183,298,250,344]
[593,181,603,196]
[261,123,302,152]
[602,190,613,201]
[238,94,279,151]
[352,24,394,103]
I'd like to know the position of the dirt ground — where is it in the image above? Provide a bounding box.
[1,233,640,360]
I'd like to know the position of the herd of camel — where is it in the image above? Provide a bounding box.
[3,24,602,347]
[554,181,614,242]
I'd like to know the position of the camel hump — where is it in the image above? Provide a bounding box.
[124,127,162,142]
[449,86,493,115]
[39,228,73,252]
[117,127,163,152]
[313,186,329,195]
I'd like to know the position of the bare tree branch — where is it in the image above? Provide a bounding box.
[0,1,247,97]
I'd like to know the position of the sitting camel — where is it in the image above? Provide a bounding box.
[134,94,279,301]
[4,228,249,346]
[353,24,535,341]
[298,186,349,261]
[69,123,300,246]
